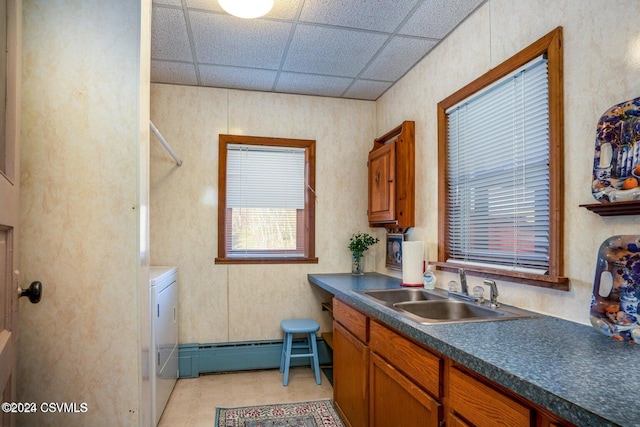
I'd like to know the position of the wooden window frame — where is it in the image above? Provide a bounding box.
[435,27,568,290]
[215,134,318,265]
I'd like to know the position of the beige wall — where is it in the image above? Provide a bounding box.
[18,1,148,426]
[12,1,639,424]
[376,0,640,324]
[150,86,376,342]
[151,0,640,340]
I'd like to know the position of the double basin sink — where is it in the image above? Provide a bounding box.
[360,288,537,325]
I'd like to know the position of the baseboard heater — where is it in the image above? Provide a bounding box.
[178,338,332,378]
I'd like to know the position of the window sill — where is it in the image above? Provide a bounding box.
[431,261,569,291]
[215,257,319,265]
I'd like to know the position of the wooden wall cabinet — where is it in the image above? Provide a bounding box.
[368,121,415,229]
[331,298,576,427]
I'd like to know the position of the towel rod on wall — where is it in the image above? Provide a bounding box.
[150,121,182,167]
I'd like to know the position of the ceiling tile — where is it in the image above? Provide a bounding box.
[189,11,292,69]
[187,0,303,20]
[344,79,393,101]
[361,36,437,81]
[199,65,277,91]
[399,0,484,39]
[151,7,194,62]
[283,25,388,77]
[150,0,484,100]
[276,73,353,98]
[153,0,182,6]
[151,60,198,85]
[299,0,419,33]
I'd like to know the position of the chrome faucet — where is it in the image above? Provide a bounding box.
[484,279,499,308]
[458,269,468,295]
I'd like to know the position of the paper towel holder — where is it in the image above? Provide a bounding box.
[400,240,425,287]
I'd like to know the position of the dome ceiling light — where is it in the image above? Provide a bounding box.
[218,0,274,19]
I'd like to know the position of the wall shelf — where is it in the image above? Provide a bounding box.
[579,200,640,216]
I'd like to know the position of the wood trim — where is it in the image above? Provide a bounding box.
[547,27,564,280]
[216,134,316,264]
[436,27,565,288]
[214,257,318,264]
[432,261,569,291]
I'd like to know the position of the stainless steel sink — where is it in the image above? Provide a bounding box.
[364,288,447,304]
[395,300,504,321]
[360,288,537,325]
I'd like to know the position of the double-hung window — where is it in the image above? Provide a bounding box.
[437,27,566,289]
[216,134,317,264]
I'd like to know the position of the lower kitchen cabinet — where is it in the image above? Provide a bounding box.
[334,322,369,427]
[330,298,577,427]
[333,299,369,427]
[370,352,441,426]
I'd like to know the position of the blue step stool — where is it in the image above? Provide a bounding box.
[279,318,321,386]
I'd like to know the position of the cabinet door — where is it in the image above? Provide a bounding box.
[334,321,369,427]
[368,141,395,224]
[370,352,441,427]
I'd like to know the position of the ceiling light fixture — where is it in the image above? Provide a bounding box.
[218,0,274,19]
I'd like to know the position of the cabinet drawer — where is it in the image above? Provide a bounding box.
[369,320,441,398]
[333,298,368,343]
[449,366,532,427]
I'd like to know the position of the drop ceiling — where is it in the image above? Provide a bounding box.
[151,0,485,101]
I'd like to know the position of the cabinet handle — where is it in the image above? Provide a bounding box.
[375,171,380,183]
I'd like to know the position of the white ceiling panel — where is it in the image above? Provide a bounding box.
[283,25,388,77]
[299,0,420,33]
[150,0,486,100]
[199,65,278,91]
[361,36,438,81]
[276,73,353,97]
[399,0,484,39]
[189,11,292,69]
[344,80,393,100]
[151,60,198,85]
[152,0,182,6]
[151,7,193,62]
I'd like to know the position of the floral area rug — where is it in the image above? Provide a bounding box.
[215,399,345,427]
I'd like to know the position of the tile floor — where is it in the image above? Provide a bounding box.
[158,367,334,426]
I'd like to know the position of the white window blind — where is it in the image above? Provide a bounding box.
[226,144,305,257]
[446,55,550,272]
[227,144,305,209]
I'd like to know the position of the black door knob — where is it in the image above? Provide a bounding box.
[19,281,42,304]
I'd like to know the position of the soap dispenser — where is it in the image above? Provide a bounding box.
[423,265,436,290]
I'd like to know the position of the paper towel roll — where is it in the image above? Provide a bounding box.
[402,241,424,287]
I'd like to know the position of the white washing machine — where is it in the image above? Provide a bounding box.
[150,266,178,426]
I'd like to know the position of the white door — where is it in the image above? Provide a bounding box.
[0,1,22,426]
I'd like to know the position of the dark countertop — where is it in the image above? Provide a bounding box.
[309,272,640,427]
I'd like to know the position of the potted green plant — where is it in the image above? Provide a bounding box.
[348,232,379,275]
